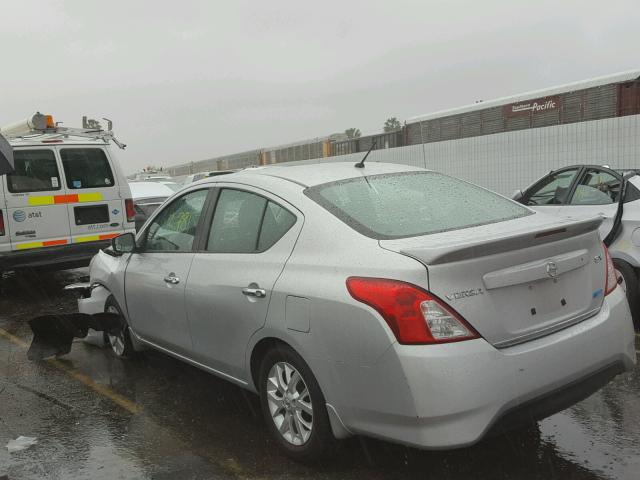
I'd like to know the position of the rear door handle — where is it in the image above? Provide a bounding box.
[242,287,266,298]
[164,273,180,285]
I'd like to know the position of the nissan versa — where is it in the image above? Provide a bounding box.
[48,162,636,462]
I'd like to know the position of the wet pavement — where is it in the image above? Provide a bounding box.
[1,269,639,480]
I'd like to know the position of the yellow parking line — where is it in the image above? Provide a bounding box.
[0,328,29,348]
[0,327,141,415]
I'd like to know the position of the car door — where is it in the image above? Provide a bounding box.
[125,188,211,355]
[2,148,73,251]
[558,167,622,239]
[521,167,582,217]
[185,186,302,380]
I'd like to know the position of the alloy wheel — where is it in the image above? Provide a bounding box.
[266,361,313,446]
[106,305,126,356]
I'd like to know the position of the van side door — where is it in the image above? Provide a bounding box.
[58,146,127,244]
[2,148,72,251]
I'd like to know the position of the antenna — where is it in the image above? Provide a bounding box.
[354,140,376,168]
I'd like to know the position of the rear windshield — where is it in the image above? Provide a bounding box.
[7,149,61,193]
[61,148,115,189]
[305,171,531,239]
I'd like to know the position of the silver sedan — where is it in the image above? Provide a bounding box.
[77,162,636,462]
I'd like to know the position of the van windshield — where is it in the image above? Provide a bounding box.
[61,148,115,189]
[304,171,532,239]
[6,149,61,193]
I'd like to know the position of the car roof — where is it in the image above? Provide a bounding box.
[197,162,426,188]
[129,181,175,199]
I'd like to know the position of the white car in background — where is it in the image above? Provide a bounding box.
[514,165,640,328]
[156,181,182,192]
[182,170,237,185]
[128,181,176,231]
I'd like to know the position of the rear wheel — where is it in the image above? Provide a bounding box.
[613,259,640,329]
[258,345,334,463]
[104,296,135,358]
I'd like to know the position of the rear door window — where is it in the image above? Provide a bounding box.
[6,149,61,193]
[207,189,266,253]
[258,202,297,251]
[60,148,115,189]
[569,169,621,205]
[206,189,297,253]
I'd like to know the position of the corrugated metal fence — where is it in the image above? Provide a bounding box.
[276,114,640,196]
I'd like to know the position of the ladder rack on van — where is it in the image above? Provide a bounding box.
[0,113,127,150]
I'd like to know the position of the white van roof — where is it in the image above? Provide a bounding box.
[2,113,126,149]
[8,135,114,148]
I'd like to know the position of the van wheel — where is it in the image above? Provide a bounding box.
[259,345,334,463]
[104,296,135,358]
[613,260,640,330]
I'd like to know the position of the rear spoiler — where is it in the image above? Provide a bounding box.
[397,216,603,265]
[28,312,121,361]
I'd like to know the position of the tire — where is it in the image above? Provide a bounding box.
[613,259,640,330]
[104,295,135,358]
[258,344,334,463]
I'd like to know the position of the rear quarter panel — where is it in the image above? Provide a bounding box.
[251,195,429,421]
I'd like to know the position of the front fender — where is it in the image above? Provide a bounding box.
[78,284,111,316]
[79,284,112,347]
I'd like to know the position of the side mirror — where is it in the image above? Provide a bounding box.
[512,189,524,203]
[112,232,136,255]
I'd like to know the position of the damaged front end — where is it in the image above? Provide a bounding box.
[28,311,122,360]
[28,282,119,360]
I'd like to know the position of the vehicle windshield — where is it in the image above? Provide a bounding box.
[305,171,531,239]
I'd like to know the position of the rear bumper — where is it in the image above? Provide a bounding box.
[337,286,636,449]
[0,241,110,271]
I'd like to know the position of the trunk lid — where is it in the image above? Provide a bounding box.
[380,213,605,348]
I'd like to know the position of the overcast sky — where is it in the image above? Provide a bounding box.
[1,0,638,174]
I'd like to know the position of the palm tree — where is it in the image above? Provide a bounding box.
[383,117,402,132]
[345,128,361,139]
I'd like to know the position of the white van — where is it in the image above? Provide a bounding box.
[0,113,135,272]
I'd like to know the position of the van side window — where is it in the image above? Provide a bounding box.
[7,150,61,193]
[61,148,115,189]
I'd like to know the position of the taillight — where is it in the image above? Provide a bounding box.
[346,277,480,344]
[125,199,135,223]
[603,243,617,296]
[0,210,5,236]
